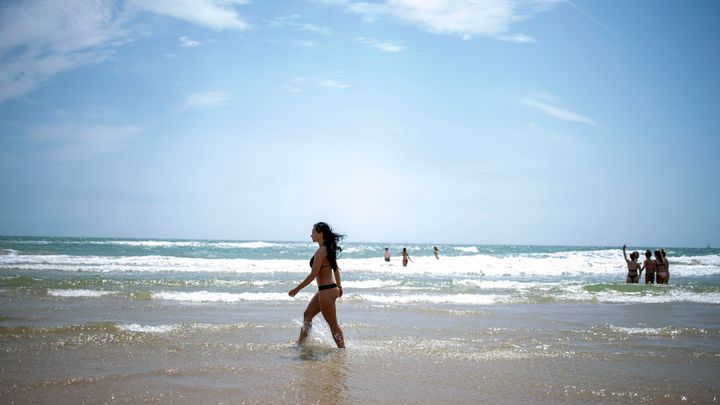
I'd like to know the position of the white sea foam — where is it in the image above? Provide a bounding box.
[118,323,180,333]
[2,250,719,278]
[454,246,479,253]
[355,293,505,305]
[152,291,313,303]
[102,240,204,247]
[596,291,720,304]
[216,241,282,249]
[0,255,311,274]
[606,326,664,335]
[455,279,558,290]
[48,289,113,298]
[344,279,400,289]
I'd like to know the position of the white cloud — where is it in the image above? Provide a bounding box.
[129,0,250,31]
[181,91,230,110]
[499,33,536,43]
[356,37,405,52]
[288,75,350,92]
[521,95,596,126]
[0,0,128,103]
[0,0,250,103]
[317,0,561,40]
[318,79,350,89]
[179,36,202,47]
[268,15,333,35]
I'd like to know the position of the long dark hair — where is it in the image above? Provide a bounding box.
[313,221,345,271]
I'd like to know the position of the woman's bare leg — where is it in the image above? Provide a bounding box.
[319,289,344,348]
[297,293,320,345]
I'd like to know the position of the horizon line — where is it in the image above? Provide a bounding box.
[0,234,712,250]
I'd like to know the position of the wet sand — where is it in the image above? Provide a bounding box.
[2,297,719,404]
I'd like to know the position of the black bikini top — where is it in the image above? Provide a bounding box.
[310,256,334,270]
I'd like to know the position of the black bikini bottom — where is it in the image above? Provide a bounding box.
[318,283,337,291]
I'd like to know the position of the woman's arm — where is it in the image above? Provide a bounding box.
[334,268,343,297]
[288,247,325,297]
[622,245,629,263]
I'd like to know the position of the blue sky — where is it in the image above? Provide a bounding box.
[1,0,718,246]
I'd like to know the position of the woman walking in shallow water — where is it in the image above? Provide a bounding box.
[289,222,345,348]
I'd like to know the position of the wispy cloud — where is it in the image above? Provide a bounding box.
[179,36,202,47]
[521,94,596,126]
[356,37,405,52]
[318,79,350,89]
[0,0,128,104]
[268,15,333,35]
[129,0,250,31]
[287,75,350,92]
[316,0,562,40]
[181,91,230,110]
[499,33,536,44]
[0,0,250,104]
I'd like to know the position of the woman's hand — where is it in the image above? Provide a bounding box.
[338,286,343,298]
[288,287,299,297]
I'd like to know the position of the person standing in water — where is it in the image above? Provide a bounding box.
[289,222,345,348]
[433,246,440,260]
[384,248,391,262]
[622,244,641,283]
[399,247,413,267]
[641,250,656,284]
[656,249,670,284]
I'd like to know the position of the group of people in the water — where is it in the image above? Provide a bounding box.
[622,244,670,284]
[289,221,678,350]
[384,246,441,267]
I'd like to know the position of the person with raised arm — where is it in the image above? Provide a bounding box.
[622,244,641,283]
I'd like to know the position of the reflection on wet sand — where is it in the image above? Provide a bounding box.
[293,347,350,404]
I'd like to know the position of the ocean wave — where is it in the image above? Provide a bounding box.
[2,243,720,278]
[596,291,720,304]
[454,279,559,290]
[3,252,720,278]
[99,240,204,247]
[117,323,180,333]
[47,289,114,298]
[352,293,505,305]
[343,279,401,289]
[596,324,719,338]
[214,241,283,249]
[152,291,312,303]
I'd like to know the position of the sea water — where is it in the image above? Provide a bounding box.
[1,237,719,403]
